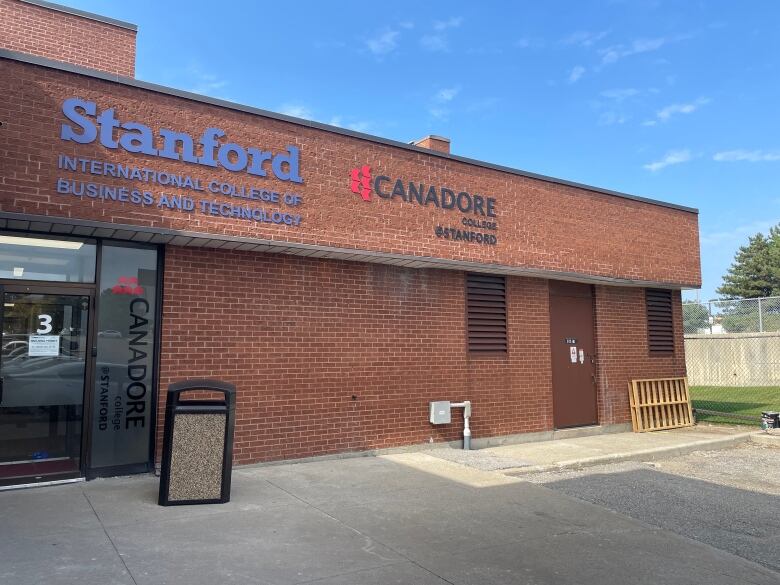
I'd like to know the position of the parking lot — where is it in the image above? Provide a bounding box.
[2,443,778,585]
[525,442,780,573]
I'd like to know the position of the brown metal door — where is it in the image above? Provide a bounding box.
[549,281,597,428]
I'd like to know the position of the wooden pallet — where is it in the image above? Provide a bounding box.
[629,377,694,432]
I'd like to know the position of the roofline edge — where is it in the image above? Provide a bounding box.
[0,49,699,215]
[17,0,138,31]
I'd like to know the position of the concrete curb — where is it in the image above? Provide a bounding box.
[502,431,758,476]
[227,424,633,472]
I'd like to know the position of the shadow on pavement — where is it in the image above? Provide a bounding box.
[0,456,778,585]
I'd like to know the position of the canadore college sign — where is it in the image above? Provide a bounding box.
[349,164,499,245]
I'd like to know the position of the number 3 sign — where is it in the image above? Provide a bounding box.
[36,314,53,334]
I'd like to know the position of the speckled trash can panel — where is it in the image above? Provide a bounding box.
[168,413,226,501]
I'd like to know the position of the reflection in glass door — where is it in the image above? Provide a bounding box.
[0,291,90,485]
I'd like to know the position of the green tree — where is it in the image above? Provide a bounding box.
[720,303,761,333]
[717,225,780,299]
[682,301,709,333]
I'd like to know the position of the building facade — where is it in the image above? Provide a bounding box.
[0,0,700,486]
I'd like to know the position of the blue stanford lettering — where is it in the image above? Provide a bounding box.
[60,98,303,184]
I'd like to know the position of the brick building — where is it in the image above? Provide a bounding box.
[0,0,700,487]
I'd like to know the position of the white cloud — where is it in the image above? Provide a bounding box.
[514,37,546,50]
[656,97,710,121]
[600,88,640,101]
[433,16,463,31]
[594,88,650,126]
[599,111,627,126]
[643,149,691,171]
[183,65,228,97]
[275,107,373,133]
[632,37,668,52]
[187,78,227,96]
[642,119,658,126]
[562,30,609,48]
[713,149,780,162]
[435,87,460,102]
[599,37,667,65]
[326,116,372,133]
[366,29,400,55]
[428,86,461,120]
[568,66,586,84]
[278,104,314,119]
[421,35,448,52]
[700,220,777,247]
[422,17,463,52]
[428,107,450,120]
[347,121,372,132]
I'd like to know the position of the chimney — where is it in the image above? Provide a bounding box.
[411,135,450,154]
[1,0,138,77]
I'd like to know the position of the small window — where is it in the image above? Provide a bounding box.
[0,233,96,282]
[646,289,674,354]
[467,274,507,353]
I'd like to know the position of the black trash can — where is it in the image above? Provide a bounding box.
[158,379,236,506]
[761,411,780,430]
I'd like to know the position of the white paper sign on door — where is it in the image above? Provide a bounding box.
[570,346,578,363]
[579,349,585,364]
[28,335,59,356]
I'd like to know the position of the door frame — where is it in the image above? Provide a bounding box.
[0,280,97,484]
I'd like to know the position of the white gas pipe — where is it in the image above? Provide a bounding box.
[450,401,472,450]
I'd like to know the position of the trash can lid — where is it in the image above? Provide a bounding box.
[168,379,235,395]
[167,379,236,409]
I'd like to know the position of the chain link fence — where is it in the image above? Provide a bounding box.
[683,297,780,425]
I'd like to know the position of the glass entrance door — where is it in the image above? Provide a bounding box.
[0,289,91,485]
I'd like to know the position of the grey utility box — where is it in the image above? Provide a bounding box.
[429,401,451,424]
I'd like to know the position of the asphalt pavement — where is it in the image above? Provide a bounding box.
[1,451,778,585]
[527,444,780,574]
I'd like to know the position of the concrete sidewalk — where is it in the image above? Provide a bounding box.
[2,445,778,585]
[425,424,758,475]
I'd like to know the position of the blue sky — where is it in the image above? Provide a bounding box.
[65,1,780,300]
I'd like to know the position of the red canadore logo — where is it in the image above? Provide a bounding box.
[111,276,144,295]
[349,165,372,201]
[345,163,499,245]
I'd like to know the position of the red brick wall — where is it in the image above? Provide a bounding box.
[0,54,696,464]
[158,247,686,465]
[593,286,687,424]
[0,0,136,77]
[157,247,554,464]
[0,58,701,288]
